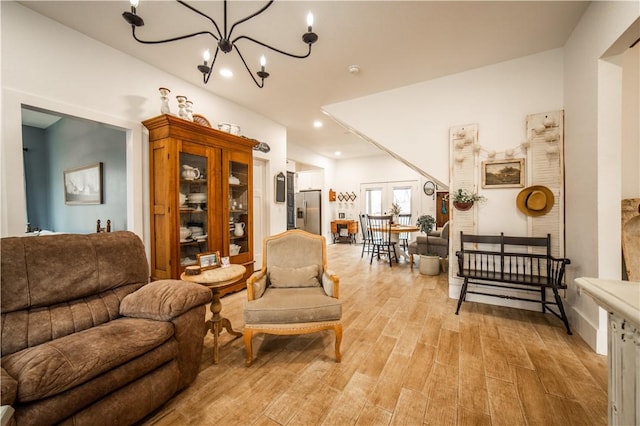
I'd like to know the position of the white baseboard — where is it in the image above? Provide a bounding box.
[571,304,607,355]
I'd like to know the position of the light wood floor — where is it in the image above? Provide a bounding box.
[142,243,607,426]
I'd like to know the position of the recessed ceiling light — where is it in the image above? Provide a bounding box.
[334,151,341,156]
[313,120,323,128]
[348,64,360,74]
[219,68,233,78]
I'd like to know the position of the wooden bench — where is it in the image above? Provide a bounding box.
[455,232,572,334]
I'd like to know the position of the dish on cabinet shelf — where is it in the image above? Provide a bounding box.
[188,193,207,203]
[180,257,197,266]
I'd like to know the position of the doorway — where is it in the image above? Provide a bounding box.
[22,106,127,234]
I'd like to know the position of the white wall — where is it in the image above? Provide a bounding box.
[324,49,564,188]
[563,1,639,353]
[1,2,288,246]
[621,44,640,199]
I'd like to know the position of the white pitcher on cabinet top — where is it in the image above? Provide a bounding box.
[233,222,245,237]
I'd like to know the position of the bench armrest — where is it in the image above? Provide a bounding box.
[120,280,212,321]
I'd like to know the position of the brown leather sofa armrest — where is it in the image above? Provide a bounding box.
[1,367,17,406]
[120,280,212,321]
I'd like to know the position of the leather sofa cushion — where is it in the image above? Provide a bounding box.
[269,265,320,288]
[2,317,173,403]
[244,287,341,324]
[120,279,212,321]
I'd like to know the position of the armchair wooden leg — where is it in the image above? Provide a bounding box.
[244,329,254,367]
[334,324,343,363]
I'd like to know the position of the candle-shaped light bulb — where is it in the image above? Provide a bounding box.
[203,49,210,63]
[306,12,314,31]
[130,0,139,8]
[260,55,266,72]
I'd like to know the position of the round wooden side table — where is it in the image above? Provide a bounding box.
[181,264,246,364]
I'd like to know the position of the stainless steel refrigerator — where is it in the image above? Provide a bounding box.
[295,190,322,235]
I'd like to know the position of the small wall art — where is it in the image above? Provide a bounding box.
[64,162,103,205]
[482,159,525,188]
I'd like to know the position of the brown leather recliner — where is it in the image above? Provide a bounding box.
[1,231,212,425]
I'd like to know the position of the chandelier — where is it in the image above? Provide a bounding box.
[122,0,318,88]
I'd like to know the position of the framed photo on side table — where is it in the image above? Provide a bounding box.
[482,159,525,188]
[197,251,220,271]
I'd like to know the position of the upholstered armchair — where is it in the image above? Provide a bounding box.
[243,229,342,367]
[408,221,450,265]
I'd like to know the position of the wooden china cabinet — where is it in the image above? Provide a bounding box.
[143,114,255,295]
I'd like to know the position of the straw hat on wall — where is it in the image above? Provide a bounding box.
[516,185,555,216]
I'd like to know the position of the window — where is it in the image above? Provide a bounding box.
[392,187,411,214]
[361,181,418,217]
[365,188,382,215]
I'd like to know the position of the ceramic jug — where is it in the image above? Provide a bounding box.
[181,165,200,180]
[233,222,245,237]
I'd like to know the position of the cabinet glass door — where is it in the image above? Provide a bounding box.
[228,160,249,257]
[179,152,208,267]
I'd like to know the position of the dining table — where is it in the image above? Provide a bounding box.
[368,224,419,263]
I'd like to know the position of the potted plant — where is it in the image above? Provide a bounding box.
[451,188,486,211]
[389,202,401,223]
[416,214,436,234]
[415,215,440,275]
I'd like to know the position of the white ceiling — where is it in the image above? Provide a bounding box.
[20,1,589,160]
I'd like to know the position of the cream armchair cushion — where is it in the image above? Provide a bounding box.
[243,229,342,366]
[268,264,320,288]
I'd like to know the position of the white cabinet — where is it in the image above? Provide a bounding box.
[575,277,640,426]
[296,171,323,191]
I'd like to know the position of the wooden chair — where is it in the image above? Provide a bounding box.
[359,213,373,257]
[244,229,342,366]
[367,215,398,267]
[397,213,412,251]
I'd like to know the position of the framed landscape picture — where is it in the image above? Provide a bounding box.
[482,159,525,188]
[64,162,103,204]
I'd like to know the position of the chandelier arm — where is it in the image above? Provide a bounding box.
[227,0,275,41]
[232,35,313,59]
[234,46,265,88]
[177,0,223,40]
[132,26,219,44]
[202,48,220,85]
